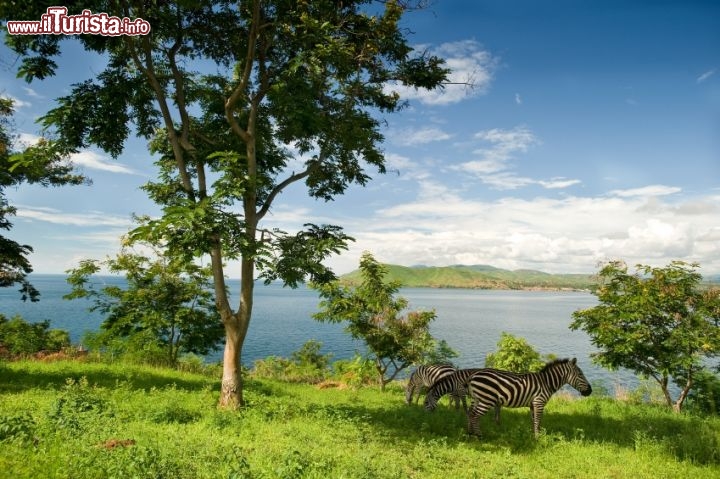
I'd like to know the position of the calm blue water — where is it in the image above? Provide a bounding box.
[0,275,637,390]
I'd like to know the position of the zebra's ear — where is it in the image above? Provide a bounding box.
[571,358,577,365]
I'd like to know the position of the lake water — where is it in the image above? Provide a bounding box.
[0,275,637,391]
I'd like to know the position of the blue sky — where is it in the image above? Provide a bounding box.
[1,1,719,277]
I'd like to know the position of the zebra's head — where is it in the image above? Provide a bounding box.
[567,358,592,396]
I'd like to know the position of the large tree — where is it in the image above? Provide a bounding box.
[2,1,449,407]
[0,96,85,302]
[571,260,720,412]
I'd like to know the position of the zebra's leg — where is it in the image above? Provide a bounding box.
[531,399,545,438]
[493,404,501,425]
[452,391,462,410]
[466,402,493,438]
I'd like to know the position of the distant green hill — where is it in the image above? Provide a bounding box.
[340,264,597,291]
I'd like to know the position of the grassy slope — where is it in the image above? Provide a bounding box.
[1,360,719,479]
[341,264,597,290]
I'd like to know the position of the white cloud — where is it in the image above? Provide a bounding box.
[391,127,452,146]
[1,94,30,108]
[22,87,43,98]
[697,69,716,83]
[15,206,131,227]
[538,178,583,189]
[70,151,140,175]
[11,137,140,176]
[609,185,681,197]
[16,132,42,147]
[322,188,720,275]
[454,126,581,191]
[383,40,499,105]
[515,93,522,105]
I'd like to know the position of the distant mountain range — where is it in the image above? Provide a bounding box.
[341,264,720,291]
[340,264,598,291]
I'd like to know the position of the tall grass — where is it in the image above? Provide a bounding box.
[1,359,719,478]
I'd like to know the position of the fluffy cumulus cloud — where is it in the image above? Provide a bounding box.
[383,40,499,105]
[320,188,720,276]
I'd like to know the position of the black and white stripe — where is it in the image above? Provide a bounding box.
[405,364,461,408]
[424,368,499,420]
[465,358,592,438]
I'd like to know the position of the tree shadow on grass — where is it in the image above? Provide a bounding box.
[305,396,720,465]
[0,360,216,393]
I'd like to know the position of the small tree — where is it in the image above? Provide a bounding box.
[485,332,552,373]
[65,235,223,365]
[313,252,456,390]
[571,260,720,412]
[0,314,70,357]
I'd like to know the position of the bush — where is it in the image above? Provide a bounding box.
[251,340,334,384]
[0,413,35,443]
[331,353,376,387]
[0,314,70,357]
[47,377,109,433]
[485,332,553,372]
[687,369,720,415]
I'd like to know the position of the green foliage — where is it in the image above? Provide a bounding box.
[314,252,457,389]
[687,370,720,415]
[47,377,109,433]
[251,340,333,384]
[571,260,720,412]
[0,413,35,444]
[0,314,70,357]
[291,339,333,371]
[331,354,377,387]
[64,229,224,365]
[485,332,552,372]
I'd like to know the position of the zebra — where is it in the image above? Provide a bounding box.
[465,358,592,438]
[423,368,500,420]
[405,364,464,409]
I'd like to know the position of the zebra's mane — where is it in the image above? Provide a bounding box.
[538,358,573,373]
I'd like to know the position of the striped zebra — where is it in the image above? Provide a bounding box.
[423,368,499,420]
[405,364,464,409]
[465,358,592,438]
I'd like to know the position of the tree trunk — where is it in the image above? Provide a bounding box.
[659,375,674,409]
[218,258,254,409]
[219,312,243,408]
[673,375,693,413]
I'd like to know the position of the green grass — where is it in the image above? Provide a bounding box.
[1,359,719,478]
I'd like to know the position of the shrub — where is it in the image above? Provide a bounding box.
[331,353,376,387]
[251,340,333,383]
[0,413,35,443]
[47,377,109,432]
[485,332,553,372]
[0,314,70,357]
[687,369,720,415]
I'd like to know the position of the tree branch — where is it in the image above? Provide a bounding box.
[256,162,318,221]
